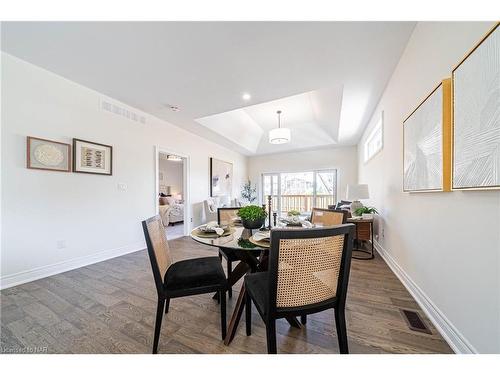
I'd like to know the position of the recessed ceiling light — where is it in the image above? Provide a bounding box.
[242,93,251,101]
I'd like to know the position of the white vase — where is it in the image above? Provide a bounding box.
[362,213,374,220]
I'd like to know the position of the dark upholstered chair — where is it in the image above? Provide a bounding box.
[330,200,352,210]
[142,215,227,353]
[244,225,355,354]
[217,207,242,298]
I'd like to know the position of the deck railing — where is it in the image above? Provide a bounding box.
[266,194,336,214]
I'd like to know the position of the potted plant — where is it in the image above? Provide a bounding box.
[287,209,300,217]
[354,206,378,220]
[237,205,267,230]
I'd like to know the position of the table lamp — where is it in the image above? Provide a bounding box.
[346,184,369,216]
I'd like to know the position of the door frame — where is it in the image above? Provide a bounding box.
[155,146,191,236]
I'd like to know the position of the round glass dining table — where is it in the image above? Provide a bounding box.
[190,225,301,345]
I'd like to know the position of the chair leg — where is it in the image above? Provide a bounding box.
[266,319,277,354]
[301,315,307,324]
[153,297,165,354]
[164,298,170,314]
[220,290,227,340]
[227,259,233,299]
[334,308,349,354]
[245,292,252,336]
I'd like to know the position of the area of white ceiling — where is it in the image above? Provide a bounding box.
[196,87,343,154]
[1,21,416,155]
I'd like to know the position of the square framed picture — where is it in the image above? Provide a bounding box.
[27,136,71,172]
[73,138,113,175]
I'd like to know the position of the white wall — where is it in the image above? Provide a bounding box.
[1,53,247,288]
[159,157,183,197]
[248,147,358,204]
[358,22,500,353]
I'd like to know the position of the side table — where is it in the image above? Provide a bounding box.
[346,218,374,260]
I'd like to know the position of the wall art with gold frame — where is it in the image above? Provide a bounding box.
[452,22,499,190]
[403,79,452,192]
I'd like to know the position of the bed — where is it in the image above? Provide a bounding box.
[159,197,184,227]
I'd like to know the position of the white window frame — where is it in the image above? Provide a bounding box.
[364,112,384,163]
[261,169,338,214]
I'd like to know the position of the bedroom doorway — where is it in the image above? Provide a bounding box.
[156,147,190,240]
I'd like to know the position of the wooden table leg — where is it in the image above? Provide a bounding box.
[286,317,302,328]
[228,262,251,284]
[224,284,246,346]
[213,261,250,300]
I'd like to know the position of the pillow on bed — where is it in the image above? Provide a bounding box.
[166,196,176,205]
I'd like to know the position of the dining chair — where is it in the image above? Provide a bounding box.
[142,215,227,353]
[244,225,355,354]
[311,208,348,226]
[301,208,349,325]
[217,207,242,298]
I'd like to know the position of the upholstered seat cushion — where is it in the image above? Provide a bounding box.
[164,256,227,297]
[245,272,270,318]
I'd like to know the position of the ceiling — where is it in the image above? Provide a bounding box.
[1,21,416,155]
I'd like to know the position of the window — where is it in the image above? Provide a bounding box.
[364,113,384,162]
[262,170,337,215]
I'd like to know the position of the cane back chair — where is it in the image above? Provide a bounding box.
[142,215,227,353]
[244,224,355,354]
[217,207,242,298]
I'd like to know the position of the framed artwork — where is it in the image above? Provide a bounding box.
[210,157,233,197]
[73,138,113,175]
[452,23,500,190]
[403,79,452,192]
[27,136,71,172]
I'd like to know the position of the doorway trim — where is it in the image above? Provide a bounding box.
[155,146,191,236]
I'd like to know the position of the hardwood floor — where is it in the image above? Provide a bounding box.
[0,237,453,354]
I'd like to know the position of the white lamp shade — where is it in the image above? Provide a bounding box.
[269,127,291,144]
[346,184,369,200]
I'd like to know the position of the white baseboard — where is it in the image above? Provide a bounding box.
[373,240,477,354]
[0,242,145,290]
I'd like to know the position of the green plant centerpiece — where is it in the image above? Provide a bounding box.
[287,209,300,217]
[237,205,267,230]
[354,206,378,218]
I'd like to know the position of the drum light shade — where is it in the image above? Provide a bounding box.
[269,110,291,144]
[269,127,291,144]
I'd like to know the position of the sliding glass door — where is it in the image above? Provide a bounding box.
[262,170,337,215]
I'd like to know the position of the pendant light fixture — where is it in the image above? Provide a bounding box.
[269,110,291,144]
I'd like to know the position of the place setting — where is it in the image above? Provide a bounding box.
[190,221,235,238]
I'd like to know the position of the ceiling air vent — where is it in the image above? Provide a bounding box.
[100,99,146,124]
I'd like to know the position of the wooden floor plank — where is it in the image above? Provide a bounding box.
[0,236,453,354]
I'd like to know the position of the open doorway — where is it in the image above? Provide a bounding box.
[156,149,189,240]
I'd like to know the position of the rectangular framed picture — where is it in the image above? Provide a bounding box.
[27,136,71,172]
[403,79,452,192]
[210,157,233,197]
[73,138,113,175]
[452,23,500,190]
